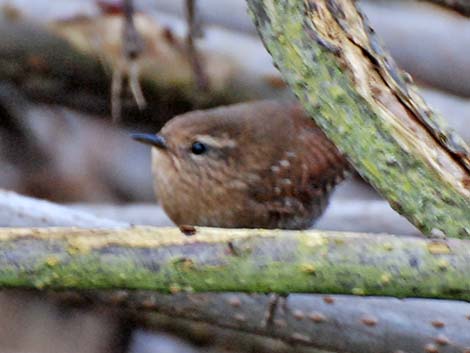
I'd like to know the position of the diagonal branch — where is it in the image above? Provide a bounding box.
[246,0,470,238]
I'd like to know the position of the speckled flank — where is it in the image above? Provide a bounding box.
[150,100,348,229]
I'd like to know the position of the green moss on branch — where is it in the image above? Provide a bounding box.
[0,227,469,299]
[247,0,470,238]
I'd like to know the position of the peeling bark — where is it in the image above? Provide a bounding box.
[247,0,470,238]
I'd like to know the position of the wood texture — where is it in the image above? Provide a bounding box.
[0,227,469,300]
[120,292,470,353]
[247,0,470,238]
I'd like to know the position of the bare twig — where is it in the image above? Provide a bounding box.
[185,0,210,92]
[0,11,287,127]
[111,0,146,122]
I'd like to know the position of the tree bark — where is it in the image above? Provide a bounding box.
[111,292,470,353]
[132,313,328,353]
[0,193,467,353]
[247,0,470,238]
[0,227,469,300]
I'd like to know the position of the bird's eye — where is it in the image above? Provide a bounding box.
[191,141,207,155]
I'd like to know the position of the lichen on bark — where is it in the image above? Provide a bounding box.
[247,0,470,238]
[0,227,470,300]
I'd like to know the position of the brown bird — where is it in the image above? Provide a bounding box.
[133,100,349,229]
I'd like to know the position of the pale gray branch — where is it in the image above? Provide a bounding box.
[0,189,128,227]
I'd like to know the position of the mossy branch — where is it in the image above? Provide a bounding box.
[246,0,470,238]
[0,227,469,300]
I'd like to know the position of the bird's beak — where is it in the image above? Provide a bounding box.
[131,133,167,149]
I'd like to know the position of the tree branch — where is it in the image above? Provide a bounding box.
[132,313,327,353]
[70,198,420,235]
[0,194,465,352]
[359,1,470,17]
[0,189,129,227]
[149,0,470,97]
[105,292,470,353]
[0,227,469,300]
[246,0,470,238]
[184,0,210,92]
[403,0,470,17]
[0,11,286,128]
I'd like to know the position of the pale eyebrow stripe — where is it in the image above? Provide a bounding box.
[194,135,237,148]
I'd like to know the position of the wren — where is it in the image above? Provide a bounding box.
[133,100,349,229]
